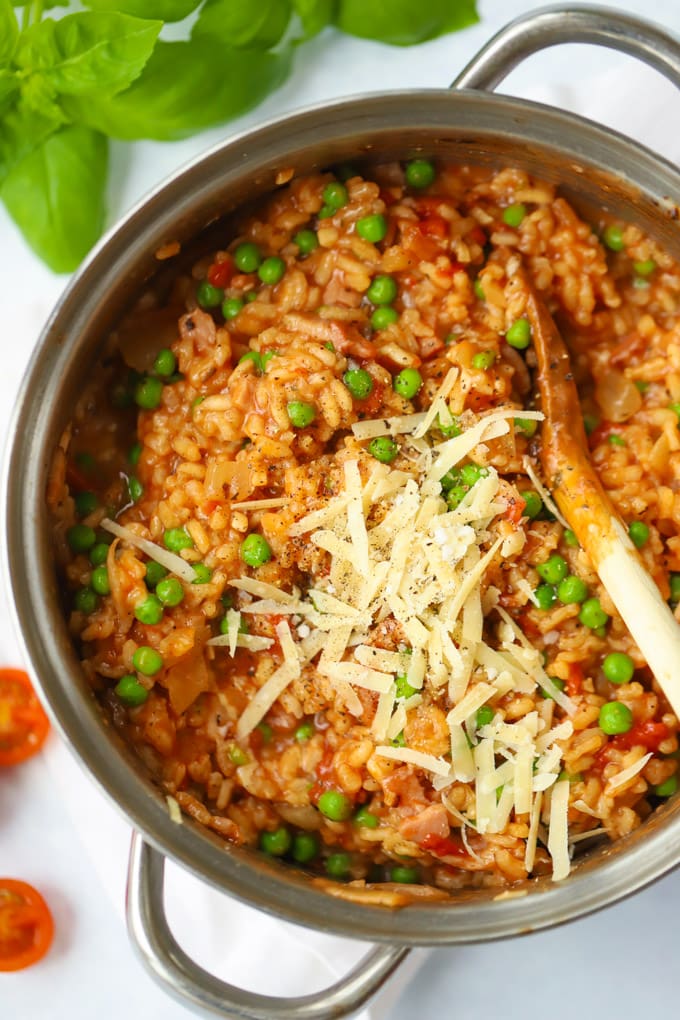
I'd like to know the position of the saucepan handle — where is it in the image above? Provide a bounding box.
[452,3,680,92]
[126,832,409,1020]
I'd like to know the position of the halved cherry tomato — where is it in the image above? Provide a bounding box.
[0,670,49,767]
[0,879,54,971]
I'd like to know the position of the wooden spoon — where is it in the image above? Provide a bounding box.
[525,285,680,719]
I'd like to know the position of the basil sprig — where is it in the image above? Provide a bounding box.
[2,0,478,272]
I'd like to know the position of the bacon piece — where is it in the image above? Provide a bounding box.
[399,803,450,843]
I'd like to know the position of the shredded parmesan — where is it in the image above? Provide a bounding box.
[373,745,451,776]
[230,497,290,510]
[100,518,197,582]
[166,796,182,824]
[547,780,571,881]
[605,752,653,793]
[522,456,569,529]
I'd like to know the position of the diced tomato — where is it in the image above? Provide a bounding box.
[611,720,670,753]
[207,258,234,289]
[503,493,526,526]
[0,879,54,972]
[420,833,467,859]
[566,662,585,698]
[419,214,448,239]
[467,225,487,247]
[399,221,441,262]
[309,745,336,801]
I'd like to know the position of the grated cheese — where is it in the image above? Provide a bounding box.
[320,661,394,694]
[230,497,290,510]
[206,633,274,653]
[166,795,182,824]
[446,682,496,727]
[351,412,427,439]
[228,577,298,603]
[372,686,396,741]
[100,518,197,582]
[236,622,300,739]
[522,457,569,529]
[524,791,543,872]
[411,366,460,439]
[547,780,571,881]
[605,751,653,793]
[373,745,451,777]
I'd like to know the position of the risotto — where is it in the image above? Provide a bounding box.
[48,159,680,899]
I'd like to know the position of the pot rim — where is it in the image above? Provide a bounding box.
[5,85,680,945]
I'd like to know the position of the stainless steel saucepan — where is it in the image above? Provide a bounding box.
[5,6,680,1018]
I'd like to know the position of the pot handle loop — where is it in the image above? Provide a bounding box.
[126,832,410,1020]
[452,4,680,92]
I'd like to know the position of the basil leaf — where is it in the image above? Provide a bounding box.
[0,97,64,183]
[193,0,292,49]
[15,12,162,97]
[292,0,335,38]
[63,38,292,142]
[0,70,19,116]
[1,124,108,273]
[0,0,19,66]
[82,0,202,22]
[334,0,478,46]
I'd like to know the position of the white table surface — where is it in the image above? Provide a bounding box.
[2,2,680,1017]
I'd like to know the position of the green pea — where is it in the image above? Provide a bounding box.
[390,866,419,884]
[261,350,278,372]
[395,673,417,700]
[294,229,318,254]
[67,524,96,554]
[670,573,680,604]
[542,677,566,700]
[89,543,109,567]
[234,243,262,273]
[603,224,625,251]
[583,414,600,436]
[558,770,583,783]
[220,591,234,609]
[635,380,649,393]
[74,491,97,517]
[156,577,184,607]
[473,278,485,301]
[460,463,488,488]
[563,528,579,548]
[134,376,163,410]
[602,652,635,685]
[579,597,609,630]
[259,827,291,857]
[295,721,314,742]
[239,351,263,373]
[74,587,98,614]
[654,775,678,797]
[343,368,373,399]
[132,646,164,676]
[368,437,399,464]
[393,368,423,400]
[229,744,249,767]
[317,789,353,821]
[628,521,649,548]
[222,297,244,320]
[557,575,588,605]
[256,722,273,744]
[446,485,468,510]
[145,561,169,588]
[534,584,557,610]
[291,832,319,863]
[324,342,335,353]
[391,731,406,747]
[90,566,110,596]
[287,401,316,428]
[439,466,461,492]
[520,491,542,519]
[438,415,462,439]
[608,434,626,447]
[153,348,177,378]
[134,595,164,626]
[371,306,399,330]
[367,275,397,306]
[476,705,494,728]
[317,203,336,220]
[514,417,537,437]
[356,214,387,243]
[163,527,193,552]
[405,158,435,189]
[241,533,272,568]
[258,256,286,285]
[536,555,568,585]
[471,350,496,370]
[114,674,149,707]
[325,852,351,878]
[128,442,142,467]
[505,318,531,350]
[599,701,633,735]
[502,203,527,228]
[128,476,143,503]
[192,563,212,584]
[633,259,656,276]
[353,805,379,829]
[322,181,349,211]
[196,280,224,308]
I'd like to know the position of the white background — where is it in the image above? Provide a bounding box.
[2,1,680,1018]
